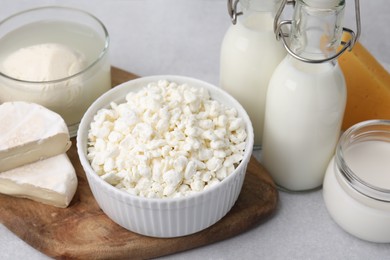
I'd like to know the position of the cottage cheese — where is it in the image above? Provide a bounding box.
[87,80,247,198]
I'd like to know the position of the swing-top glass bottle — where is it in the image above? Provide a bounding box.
[262,0,360,191]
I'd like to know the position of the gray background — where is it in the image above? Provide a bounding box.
[1,1,389,259]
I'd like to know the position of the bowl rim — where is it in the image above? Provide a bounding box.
[0,5,110,84]
[77,75,254,204]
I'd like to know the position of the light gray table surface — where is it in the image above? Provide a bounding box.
[1,1,389,259]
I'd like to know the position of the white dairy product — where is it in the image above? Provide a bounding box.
[0,153,77,208]
[323,121,390,242]
[344,141,390,188]
[87,80,247,198]
[262,56,346,191]
[0,101,71,172]
[0,20,111,136]
[1,43,87,82]
[220,12,286,146]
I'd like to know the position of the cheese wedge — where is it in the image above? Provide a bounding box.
[0,153,77,208]
[0,101,71,172]
[338,41,390,130]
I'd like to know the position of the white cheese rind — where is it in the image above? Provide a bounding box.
[0,153,78,208]
[0,101,71,172]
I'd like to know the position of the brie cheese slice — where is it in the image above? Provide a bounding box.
[0,101,71,172]
[0,153,77,208]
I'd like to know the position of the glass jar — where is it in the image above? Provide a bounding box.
[0,6,111,137]
[323,120,390,243]
[220,0,286,148]
[262,0,348,191]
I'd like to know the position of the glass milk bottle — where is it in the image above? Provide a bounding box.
[262,0,360,191]
[220,0,286,148]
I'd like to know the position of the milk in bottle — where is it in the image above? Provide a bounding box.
[220,0,286,148]
[262,0,353,191]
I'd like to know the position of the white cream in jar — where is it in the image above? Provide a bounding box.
[323,120,390,243]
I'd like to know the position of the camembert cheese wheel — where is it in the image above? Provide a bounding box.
[0,101,71,172]
[0,154,77,208]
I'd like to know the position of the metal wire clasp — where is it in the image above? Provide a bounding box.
[274,0,361,64]
[228,0,243,25]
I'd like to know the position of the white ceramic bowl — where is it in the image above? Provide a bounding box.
[77,75,254,237]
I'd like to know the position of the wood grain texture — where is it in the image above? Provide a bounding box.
[0,67,278,260]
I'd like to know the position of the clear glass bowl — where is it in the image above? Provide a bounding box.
[0,6,111,137]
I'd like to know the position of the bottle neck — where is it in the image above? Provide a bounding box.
[237,0,281,30]
[240,0,281,13]
[290,0,345,61]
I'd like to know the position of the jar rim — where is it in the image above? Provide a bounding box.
[301,0,345,9]
[336,119,390,202]
[0,6,110,84]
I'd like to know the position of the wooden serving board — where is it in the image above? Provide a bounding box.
[0,67,278,260]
